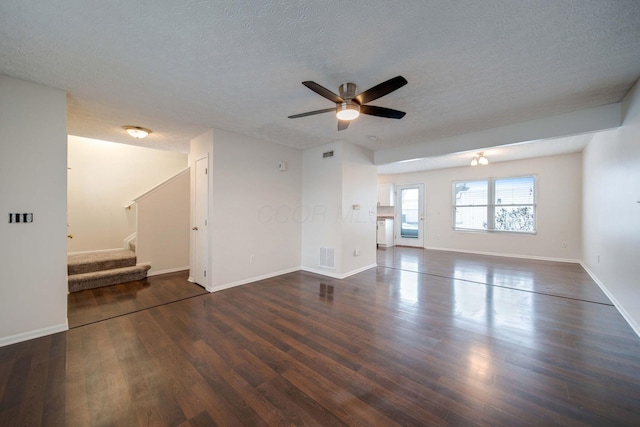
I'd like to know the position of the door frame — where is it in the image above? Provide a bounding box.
[190,155,209,289]
[395,183,425,247]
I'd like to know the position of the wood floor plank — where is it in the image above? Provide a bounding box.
[0,357,15,409]
[183,340,268,426]
[41,334,66,426]
[192,339,298,427]
[260,375,349,427]
[281,359,402,427]
[16,353,49,426]
[255,379,327,427]
[65,332,91,426]
[287,346,450,426]
[0,356,31,414]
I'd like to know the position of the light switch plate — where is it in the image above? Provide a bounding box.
[8,213,33,223]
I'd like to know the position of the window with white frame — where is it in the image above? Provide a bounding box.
[453,176,536,233]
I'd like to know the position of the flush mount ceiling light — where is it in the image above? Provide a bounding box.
[123,125,152,139]
[471,152,489,166]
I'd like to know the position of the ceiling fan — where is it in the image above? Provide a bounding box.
[288,75,407,131]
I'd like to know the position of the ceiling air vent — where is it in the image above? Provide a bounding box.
[323,150,334,158]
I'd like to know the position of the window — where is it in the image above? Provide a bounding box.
[453,176,536,233]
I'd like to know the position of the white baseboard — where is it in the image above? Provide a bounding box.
[146,266,189,277]
[424,246,581,264]
[0,321,69,348]
[301,263,377,280]
[580,262,640,339]
[206,262,380,292]
[207,266,301,293]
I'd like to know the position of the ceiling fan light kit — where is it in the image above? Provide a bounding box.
[288,76,407,130]
[336,100,360,121]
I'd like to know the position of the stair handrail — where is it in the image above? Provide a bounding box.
[124,167,190,209]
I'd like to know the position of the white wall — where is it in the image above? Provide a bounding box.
[67,136,188,252]
[379,152,583,261]
[209,129,302,290]
[302,141,377,277]
[302,142,344,274]
[341,143,377,274]
[0,75,68,346]
[136,169,190,275]
[582,79,640,335]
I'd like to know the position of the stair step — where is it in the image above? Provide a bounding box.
[68,249,136,275]
[68,264,151,293]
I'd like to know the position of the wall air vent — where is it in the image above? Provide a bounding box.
[323,151,334,158]
[319,247,335,269]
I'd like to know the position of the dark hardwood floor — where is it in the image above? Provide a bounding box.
[67,270,207,328]
[2,248,640,425]
[377,247,611,304]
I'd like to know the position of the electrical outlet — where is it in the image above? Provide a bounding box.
[250,255,255,263]
[561,241,567,248]
[354,248,360,256]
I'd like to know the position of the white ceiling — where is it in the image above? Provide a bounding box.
[1,1,639,170]
[376,133,594,174]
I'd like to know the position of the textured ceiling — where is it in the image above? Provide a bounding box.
[377,133,594,174]
[1,1,639,161]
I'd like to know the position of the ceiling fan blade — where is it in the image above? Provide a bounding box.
[355,76,407,105]
[302,81,344,103]
[360,105,406,119]
[338,120,349,131]
[288,108,335,119]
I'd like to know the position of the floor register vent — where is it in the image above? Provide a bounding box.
[319,247,335,269]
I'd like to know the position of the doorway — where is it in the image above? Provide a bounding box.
[192,156,209,288]
[395,184,424,247]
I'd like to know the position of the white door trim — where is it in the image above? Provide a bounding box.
[191,155,209,289]
[395,183,425,248]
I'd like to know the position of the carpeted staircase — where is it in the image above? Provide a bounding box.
[68,249,150,292]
